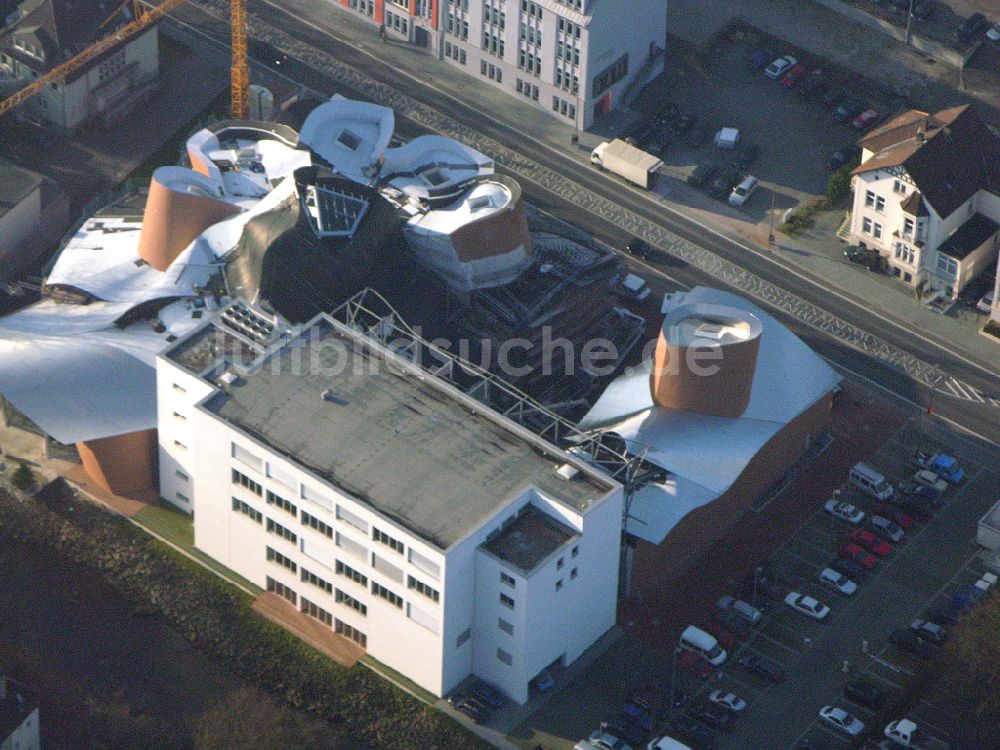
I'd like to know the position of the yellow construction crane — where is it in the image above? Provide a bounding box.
[0,0,250,120]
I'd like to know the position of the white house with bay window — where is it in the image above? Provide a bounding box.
[156,306,622,704]
[849,105,1000,298]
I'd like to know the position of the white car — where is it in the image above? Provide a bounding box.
[784,591,830,620]
[819,705,865,736]
[824,499,865,524]
[819,567,858,595]
[978,289,996,313]
[729,175,758,207]
[765,55,797,79]
[707,690,747,713]
[646,737,690,750]
[577,731,633,750]
[913,470,948,493]
[987,22,1000,42]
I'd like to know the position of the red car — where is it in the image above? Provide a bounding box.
[852,109,885,130]
[678,651,712,679]
[875,504,915,529]
[840,543,877,569]
[781,64,807,88]
[850,529,892,557]
[701,621,737,649]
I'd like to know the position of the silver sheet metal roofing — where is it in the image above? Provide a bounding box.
[203,317,611,549]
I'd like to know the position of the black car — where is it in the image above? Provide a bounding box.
[956,13,989,43]
[667,714,718,750]
[688,704,733,732]
[829,144,861,170]
[685,123,709,147]
[732,142,761,170]
[797,69,827,98]
[454,697,486,723]
[823,85,847,109]
[830,556,867,580]
[888,627,936,658]
[600,718,646,748]
[738,652,785,682]
[671,113,697,135]
[657,102,680,125]
[625,237,652,258]
[844,244,882,271]
[911,0,936,20]
[469,679,505,708]
[835,96,867,122]
[708,167,741,200]
[688,162,720,188]
[844,677,887,709]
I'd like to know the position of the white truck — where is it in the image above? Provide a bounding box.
[884,719,950,750]
[590,139,662,189]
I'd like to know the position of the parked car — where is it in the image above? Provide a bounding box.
[843,244,882,271]
[914,449,964,483]
[898,481,943,507]
[840,543,877,569]
[844,677,887,709]
[850,529,892,557]
[870,515,905,543]
[823,85,847,108]
[665,714,718,750]
[657,102,680,125]
[953,583,987,612]
[765,55,797,79]
[956,13,989,43]
[910,0,936,20]
[912,469,948,493]
[700,621,737,649]
[688,704,733,732]
[873,504,915,530]
[678,650,713,678]
[708,167,742,200]
[829,144,861,170]
[834,96,867,122]
[749,48,776,70]
[738,652,784,682]
[784,591,831,619]
[625,237,652,259]
[469,679,505,708]
[732,142,760,170]
[910,619,947,644]
[888,627,936,658]
[988,22,1000,42]
[729,175,759,207]
[852,109,885,130]
[716,595,762,625]
[621,702,655,732]
[830,556,867,581]
[707,690,747,713]
[819,567,858,595]
[977,290,996,314]
[671,113,697,135]
[599,719,644,749]
[781,64,807,88]
[797,69,827,97]
[688,162,720,188]
[583,728,635,750]
[819,705,865,736]
[824,499,865,524]
[455,697,486,723]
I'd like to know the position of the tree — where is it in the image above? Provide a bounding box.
[195,688,342,750]
[825,164,855,205]
[11,462,35,491]
[944,595,1000,716]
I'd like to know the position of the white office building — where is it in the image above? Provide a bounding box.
[156,305,623,703]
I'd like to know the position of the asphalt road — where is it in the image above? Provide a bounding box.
[169,1,1000,446]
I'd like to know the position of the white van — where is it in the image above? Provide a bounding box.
[849,462,894,500]
[680,625,727,666]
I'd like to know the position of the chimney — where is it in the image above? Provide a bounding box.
[916,120,925,143]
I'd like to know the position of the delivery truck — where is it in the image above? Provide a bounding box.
[590,139,662,189]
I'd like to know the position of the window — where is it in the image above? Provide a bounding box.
[175,469,189,482]
[556,557,564,570]
[571,545,579,558]
[456,627,472,648]
[593,53,628,97]
[497,648,512,665]
[875,195,885,212]
[266,490,297,517]
[336,588,368,615]
[336,560,368,587]
[302,510,334,538]
[267,576,297,605]
[935,254,958,278]
[267,518,297,544]
[500,571,516,588]
[172,382,186,393]
[173,439,187,451]
[336,505,368,533]
[172,411,187,422]
[336,619,367,647]
[373,527,405,554]
[408,575,440,603]
[499,617,513,635]
[175,491,189,504]
[302,567,334,594]
[301,597,333,626]
[232,497,262,523]
[862,217,873,235]
[408,548,440,580]
[232,468,262,496]
[570,567,578,580]
[267,546,297,573]
[893,180,906,194]
[372,553,404,583]
[500,592,515,609]
[372,581,404,609]
[231,443,263,471]
[864,190,875,208]
[872,222,883,239]
[555,579,563,591]
[336,532,367,562]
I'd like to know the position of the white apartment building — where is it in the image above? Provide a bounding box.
[156,304,623,703]
[334,0,668,129]
[849,105,1000,298]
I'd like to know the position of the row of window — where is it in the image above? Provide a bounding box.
[232,497,262,523]
[232,468,262,496]
[864,190,886,213]
[516,78,539,101]
[373,526,405,554]
[302,567,334,595]
[385,10,409,35]
[444,41,467,64]
[552,96,576,120]
[302,510,334,538]
[482,31,505,58]
[267,546,297,573]
[348,0,375,16]
[267,576,297,606]
[266,489,297,517]
[554,67,579,94]
[861,216,883,240]
[518,49,541,75]
[267,517,297,544]
[483,2,506,30]
[336,588,368,615]
[446,13,470,39]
